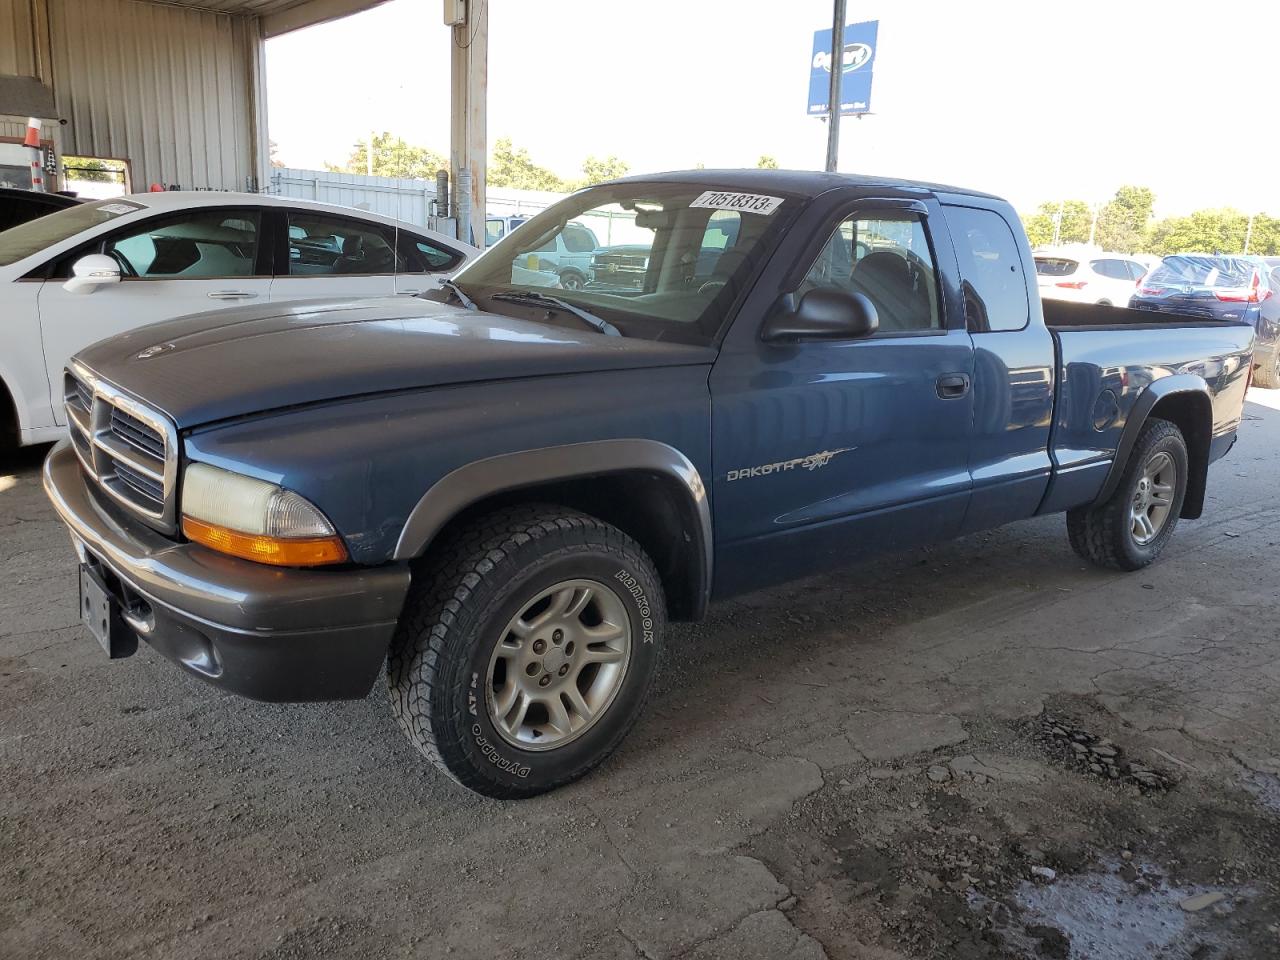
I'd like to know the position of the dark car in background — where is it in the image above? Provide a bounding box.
[1130,254,1280,387]
[0,187,80,232]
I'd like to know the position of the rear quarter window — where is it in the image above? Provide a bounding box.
[947,206,1029,332]
[1035,257,1077,277]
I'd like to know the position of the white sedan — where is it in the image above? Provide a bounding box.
[0,191,476,449]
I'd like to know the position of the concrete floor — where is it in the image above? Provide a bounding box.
[2,392,1278,960]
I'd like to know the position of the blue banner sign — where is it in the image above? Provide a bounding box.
[808,19,878,116]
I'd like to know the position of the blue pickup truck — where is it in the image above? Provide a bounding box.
[43,171,1253,798]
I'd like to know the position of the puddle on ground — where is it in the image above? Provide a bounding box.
[976,860,1245,960]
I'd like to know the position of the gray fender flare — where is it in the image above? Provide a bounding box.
[1092,372,1212,511]
[392,438,712,607]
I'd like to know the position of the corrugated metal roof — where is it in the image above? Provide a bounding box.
[144,0,390,34]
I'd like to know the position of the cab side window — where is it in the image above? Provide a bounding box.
[800,213,941,333]
[103,210,262,278]
[945,206,1028,333]
[286,212,402,276]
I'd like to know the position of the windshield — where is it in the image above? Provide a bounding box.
[0,198,146,267]
[1147,255,1255,289]
[450,182,803,345]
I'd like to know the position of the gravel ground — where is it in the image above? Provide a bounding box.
[2,391,1279,960]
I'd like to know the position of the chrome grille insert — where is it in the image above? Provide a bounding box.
[63,363,178,532]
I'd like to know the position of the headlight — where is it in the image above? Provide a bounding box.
[180,463,348,567]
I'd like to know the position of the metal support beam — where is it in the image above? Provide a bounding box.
[824,0,846,172]
[450,0,487,247]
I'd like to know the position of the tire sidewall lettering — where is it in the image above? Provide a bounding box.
[613,569,654,643]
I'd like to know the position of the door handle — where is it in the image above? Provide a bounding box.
[936,373,971,399]
[207,290,258,300]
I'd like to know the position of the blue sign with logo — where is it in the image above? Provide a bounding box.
[808,19,878,117]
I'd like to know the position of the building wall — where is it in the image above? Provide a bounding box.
[48,0,260,191]
[0,0,39,77]
[0,0,264,192]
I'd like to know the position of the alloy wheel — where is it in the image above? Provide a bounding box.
[1130,451,1176,545]
[486,579,632,751]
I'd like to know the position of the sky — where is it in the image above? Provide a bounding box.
[266,0,1280,218]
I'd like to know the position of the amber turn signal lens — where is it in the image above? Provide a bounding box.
[182,516,348,567]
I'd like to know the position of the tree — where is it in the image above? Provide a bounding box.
[1021,199,1092,248]
[1244,214,1280,256]
[756,155,779,169]
[1146,208,1251,256]
[268,139,285,169]
[487,137,571,191]
[325,132,447,180]
[580,155,629,186]
[1095,185,1154,253]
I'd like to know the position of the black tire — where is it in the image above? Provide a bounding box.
[1253,343,1280,389]
[558,270,585,291]
[1067,418,1188,571]
[387,504,665,799]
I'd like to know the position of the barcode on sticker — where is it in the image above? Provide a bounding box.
[690,191,784,216]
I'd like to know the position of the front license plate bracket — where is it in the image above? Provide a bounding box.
[79,564,137,659]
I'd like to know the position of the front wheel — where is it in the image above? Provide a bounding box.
[1067,418,1188,570]
[387,505,665,798]
[558,270,585,291]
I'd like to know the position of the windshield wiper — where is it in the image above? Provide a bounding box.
[491,291,622,337]
[439,279,477,311]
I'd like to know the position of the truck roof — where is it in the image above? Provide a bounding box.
[609,168,1004,203]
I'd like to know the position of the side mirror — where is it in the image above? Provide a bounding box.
[762,289,879,342]
[63,254,122,295]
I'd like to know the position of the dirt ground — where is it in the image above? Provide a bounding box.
[3,391,1279,960]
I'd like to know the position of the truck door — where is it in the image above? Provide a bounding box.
[709,200,975,595]
[940,203,1055,533]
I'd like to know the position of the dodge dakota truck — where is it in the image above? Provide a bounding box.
[43,170,1254,798]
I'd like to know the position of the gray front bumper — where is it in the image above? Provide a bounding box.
[42,441,411,701]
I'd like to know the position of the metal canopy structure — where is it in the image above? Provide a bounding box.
[0,0,487,238]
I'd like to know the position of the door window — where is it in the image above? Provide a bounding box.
[945,206,1029,332]
[800,212,941,333]
[286,212,401,276]
[103,210,262,278]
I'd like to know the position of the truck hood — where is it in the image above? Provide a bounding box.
[74,297,717,428]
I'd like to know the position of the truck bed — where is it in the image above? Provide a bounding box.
[1039,298,1255,518]
[1042,299,1242,331]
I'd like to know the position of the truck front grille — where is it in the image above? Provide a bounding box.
[64,365,178,532]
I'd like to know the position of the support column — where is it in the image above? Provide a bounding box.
[453,0,486,248]
[450,0,487,247]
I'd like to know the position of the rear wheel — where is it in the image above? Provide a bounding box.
[387,504,665,798]
[1253,343,1280,389]
[1067,418,1188,570]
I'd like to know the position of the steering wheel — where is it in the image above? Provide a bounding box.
[697,279,727,295]
[107,248,138,278]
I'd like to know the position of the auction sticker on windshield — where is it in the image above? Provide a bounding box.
[690,191,784,216]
